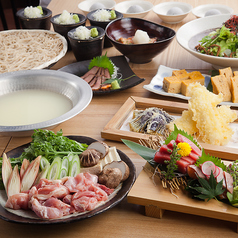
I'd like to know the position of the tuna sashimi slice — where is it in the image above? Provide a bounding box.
[159,144,173,154]
[176,159,190,174]
[154,151,171,164]
[176,134,202,156]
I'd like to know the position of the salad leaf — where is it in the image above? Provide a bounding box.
[195,150,227,171]
[197,25,238,57]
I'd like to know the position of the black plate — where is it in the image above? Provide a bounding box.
[58,55,145,95]
[0,136,136,224]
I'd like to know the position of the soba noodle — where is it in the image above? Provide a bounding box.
[0,31,64,73]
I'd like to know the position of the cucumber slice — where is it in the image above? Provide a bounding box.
[40,156,50,170]
[68,155,80,177]
[47,156,61,180]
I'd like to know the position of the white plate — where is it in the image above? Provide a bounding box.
[143,65,238,107]
[176,14,238,69]
[192,4,233,18]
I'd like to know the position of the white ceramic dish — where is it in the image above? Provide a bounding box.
[78,0,116,15]
[153,2,192,24]
[0,70,92,137]
[176,14,238,69]
[192,4,233,18]
[114,0,153,18]
[143,65,238,107]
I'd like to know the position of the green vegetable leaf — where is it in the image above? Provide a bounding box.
[88,54,114,77]
[189,172,225,201]
[122,139,156,167]
[18,129,88,163]
[165,124,201,149]
[195,150,227,171]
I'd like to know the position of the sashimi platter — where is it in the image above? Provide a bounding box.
[0,130,135,224]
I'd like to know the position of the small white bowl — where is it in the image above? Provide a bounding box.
[192,4,233,18]
[114,0,153,18]
[153,2,192,24]
[78,0,116,15]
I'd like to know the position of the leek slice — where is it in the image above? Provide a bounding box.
[68,155,80,177]
[35,164,50,185]
[61,156,69,170]
[59,168,68,179]
[40,156,50,170]
[47,156,61,180]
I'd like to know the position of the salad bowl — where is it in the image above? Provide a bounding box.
[177,14,238,69]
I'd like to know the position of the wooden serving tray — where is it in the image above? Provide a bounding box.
[101,96,238,161]
[127,163,238,233]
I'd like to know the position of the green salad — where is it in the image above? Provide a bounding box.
[195,15,238,58]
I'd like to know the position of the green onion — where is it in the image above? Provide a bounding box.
[47,156,61,180]
[40,156,50,170]
[59,168,68,179]
[68,155,80,177]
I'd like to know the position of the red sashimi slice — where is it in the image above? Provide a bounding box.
[181,156,195,165]
[167,140,175,149]
[153,151,171,164]
[176,134,202,156]
[176,159,190,174]
[159,144,173,154]
[201,161,216,177]
[188,152,199,162]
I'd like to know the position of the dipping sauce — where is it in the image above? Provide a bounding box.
[0,90,72,126]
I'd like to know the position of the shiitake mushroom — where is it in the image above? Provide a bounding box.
[80,149,101,167]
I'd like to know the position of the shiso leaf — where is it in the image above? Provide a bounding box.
[165,124,201,149]
[195,150,227,171]
[88,54,114,77]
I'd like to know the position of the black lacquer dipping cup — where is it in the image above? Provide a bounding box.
[16,7,52,30]
[51,13,86,49]
[67,26,105,62]
[87,9,123,48]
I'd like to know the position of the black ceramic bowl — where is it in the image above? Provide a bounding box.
[87,9,123,48]
[67,26,105,62]
[51,13,86,48]
[106,18,176,64]
[16,7,52,30]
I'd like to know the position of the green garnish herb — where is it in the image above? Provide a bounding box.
[37,6,43,15]
[89,54,115,77]
[189,172,225,201]
[18,129,88,163]
[227,160,238,187]
[102,74,136,89]
[161,143,181,180]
